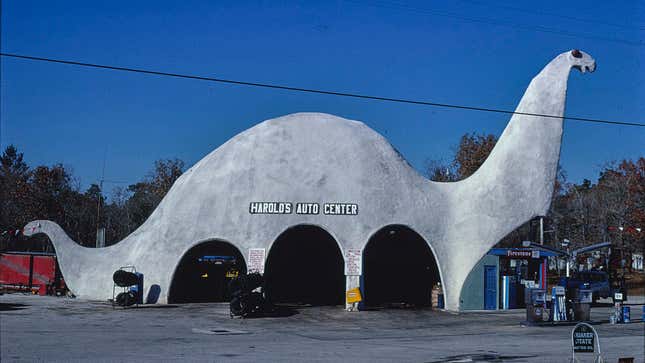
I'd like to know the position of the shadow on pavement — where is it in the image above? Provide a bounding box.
[0,303,29,311]
[428,352,537,362]
[242,304,299,318]
[135,304,180,309]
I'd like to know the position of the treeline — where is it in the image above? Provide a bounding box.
[0,145,183,250]
[426,133,644,254]
[1,137,643,255]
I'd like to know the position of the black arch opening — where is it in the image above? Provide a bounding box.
[363,225,440,307]
[168,241,246,303]
[265,225,345,305]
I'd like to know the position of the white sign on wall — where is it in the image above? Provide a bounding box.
[248,248,266,273]
[345,248,362,276]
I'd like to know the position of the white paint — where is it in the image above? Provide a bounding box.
[345,249,362,276]
[248,248,266,274]
[345,275,361,311]
[24,50,596,311]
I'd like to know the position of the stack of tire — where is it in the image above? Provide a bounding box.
[113,270,139,307]
[229,273,270,318]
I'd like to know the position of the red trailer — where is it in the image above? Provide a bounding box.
[0,251,67,296]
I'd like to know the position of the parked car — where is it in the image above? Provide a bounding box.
[560,271,611,302]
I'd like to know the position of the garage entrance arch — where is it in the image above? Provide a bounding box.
[363,225,440,307]
[168,240,246,303]
[264,225,345,305]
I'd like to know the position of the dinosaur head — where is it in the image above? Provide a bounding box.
[569,49,596,73]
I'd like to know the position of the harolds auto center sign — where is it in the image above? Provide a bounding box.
[246,201,359,275]
[249,202,358,216]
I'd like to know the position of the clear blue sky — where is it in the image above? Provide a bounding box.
[1,1,643,197]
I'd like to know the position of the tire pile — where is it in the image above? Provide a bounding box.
[229,273,272,318]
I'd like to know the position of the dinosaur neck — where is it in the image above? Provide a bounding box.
[24,220,96,297]
[463,53,575,223]
[442,54,578,312]
[513,54,571,119]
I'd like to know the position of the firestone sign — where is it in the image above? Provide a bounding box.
[506,250,540,258]
[249,202,358,216]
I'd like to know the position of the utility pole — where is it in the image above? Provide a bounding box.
[96,148,107,248]
[562,238,571,277]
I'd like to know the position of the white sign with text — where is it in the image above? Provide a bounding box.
[248,248,266,273]
[345,248,362,276]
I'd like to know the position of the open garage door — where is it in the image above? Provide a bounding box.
[265,225,344,305]
[168,241,246,303]
[363,225,440,307]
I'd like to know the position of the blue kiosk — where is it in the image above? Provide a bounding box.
[460,247,558,311]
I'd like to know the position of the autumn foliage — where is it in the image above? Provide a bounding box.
[427,134,644,254]
[0,145,183,250]
[1,141,643,256]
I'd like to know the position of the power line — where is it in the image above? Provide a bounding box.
[460,0,645,31]
[1,52,643,128]
[347,0,644,47]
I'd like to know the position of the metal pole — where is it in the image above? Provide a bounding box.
[28,255,34,291]
[539,217,544,245]
[95,183,102,248]
[566,246,570,277]
[96,148,107,248]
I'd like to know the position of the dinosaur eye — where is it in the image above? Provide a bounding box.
[571,49,582,58]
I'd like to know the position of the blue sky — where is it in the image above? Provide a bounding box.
[1,1,643,197]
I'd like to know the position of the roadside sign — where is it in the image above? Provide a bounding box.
[572,324,594,353]
[571,322,603,362]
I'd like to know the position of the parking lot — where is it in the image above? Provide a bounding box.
[1,294,643,362]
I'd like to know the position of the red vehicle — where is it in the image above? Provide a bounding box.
[0,251,67,296]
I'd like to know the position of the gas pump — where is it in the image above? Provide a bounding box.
[572,289,592,321]
[611,291,624,324]
[525,288,546,323]
[552,286,567,322]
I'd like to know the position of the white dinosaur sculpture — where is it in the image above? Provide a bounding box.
[24,49,596,311]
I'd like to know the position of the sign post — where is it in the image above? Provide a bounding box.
[345,249,362,311]
[571,322,602,362]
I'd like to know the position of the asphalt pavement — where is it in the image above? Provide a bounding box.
[1,294,643,362]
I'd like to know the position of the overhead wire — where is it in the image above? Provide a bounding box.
[459,0,645,31]
[346,0,644,47]
[1,52,643,127]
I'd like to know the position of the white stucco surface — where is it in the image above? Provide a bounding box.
[24,50,596,311]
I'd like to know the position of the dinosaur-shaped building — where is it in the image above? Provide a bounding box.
[24,49,596,311]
